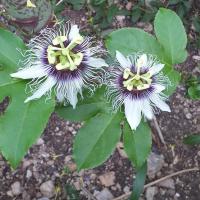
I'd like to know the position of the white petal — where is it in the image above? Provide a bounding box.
[10,66,46,79]
[136,54,147,68]
[124,98,142,130]
[66,79,83,108]
[149,64,164,75]
[24,76,56,103]
[116,51,131,68]
[85,57,108,68]
[69,25,79,41]
[57,92,65,102]
[67,88,78,109]
[154,84,165,93]
[56,78,83,108]
[142,99,153,119]
[150,94,171,112]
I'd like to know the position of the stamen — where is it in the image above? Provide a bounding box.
[52,36,67,46]
[67,35,84,50]
[123,68,152,91]
[47,35,84,71]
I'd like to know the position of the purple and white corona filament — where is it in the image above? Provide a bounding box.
[106,51,171,130]
[10,22,108,108]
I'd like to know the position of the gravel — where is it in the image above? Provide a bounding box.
[99,171,116,187]
[145,187,158,200]
[39,180,55,198]
[158,178,175,190]
[11,181,22,196]
[147,152,165,179]
[94,188,114,200]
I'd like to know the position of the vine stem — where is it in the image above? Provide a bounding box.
[112,167,199,200]
[152,116,166,146]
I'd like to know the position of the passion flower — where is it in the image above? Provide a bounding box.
[105,51,171,130]
[11,22,108,108]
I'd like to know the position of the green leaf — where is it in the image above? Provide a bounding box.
[163,64,181,96]
[0,28,26,70]
[64,183,80,200]
[154,8,187,64]
[0,28,55,168]
[131,9,142,23]
[130,162,147,200]
[65,0,86,10]
[168,0,180,5]
[74,112,122,170]
[91,0,106,6]
[123,121,152,169]
[183,135,200,145]
[105,27,163,59]
[192,16,200,32]
[188,85,200,99]
[141,12,156,22]
[107,5,118,23]
[56,87,108,122]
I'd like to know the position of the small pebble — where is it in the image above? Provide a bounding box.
[99,171,116,187]
[185,113,192,119]
[36,138,44,145]
[192,55,200,61]
[23,159,32,169]
[38,198,50,200]
[73,181,81,190]
[145,187,158,200]
[11,181,22,196]
[147,152,165,179]
[94,188,114,200]
[123,186,130,193]
[64,155,72,164]
[66,162,77,172]
[158,178,175,190]
[126,2,132,10]
[26,170,32,179]
[7,190,13,197]
[40,180,55,198]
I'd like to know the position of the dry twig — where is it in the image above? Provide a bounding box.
[152,116,166,146]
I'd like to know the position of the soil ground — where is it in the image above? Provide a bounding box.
[0,1,200,200]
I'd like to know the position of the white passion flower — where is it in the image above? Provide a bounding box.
[106,51,171,130]
[10,22,108,108]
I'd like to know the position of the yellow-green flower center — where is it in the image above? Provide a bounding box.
[123,68,152,91]
[47,35,84,71]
